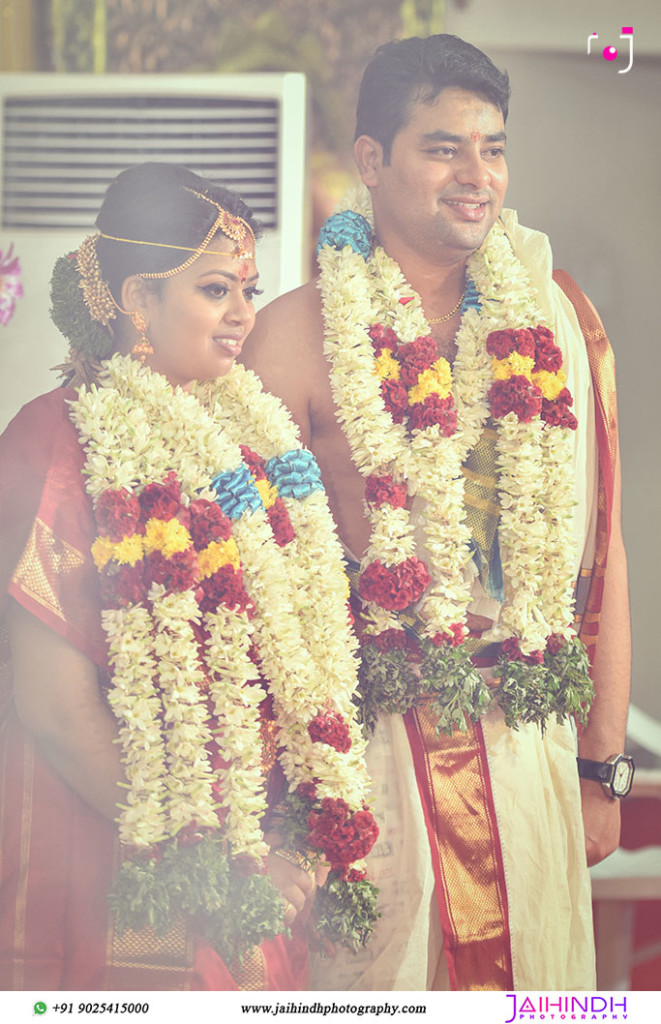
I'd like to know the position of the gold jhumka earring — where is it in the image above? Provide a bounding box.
[128,310,153,363]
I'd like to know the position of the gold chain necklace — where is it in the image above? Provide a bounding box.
[427,283,467,324]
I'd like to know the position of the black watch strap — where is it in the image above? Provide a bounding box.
[576,754,635,798]
[577,757,614,784]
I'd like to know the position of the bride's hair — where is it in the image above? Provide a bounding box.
[95,163,261,301]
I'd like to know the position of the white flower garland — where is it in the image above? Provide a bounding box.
[70,355,371,861]
[318,185,578,656]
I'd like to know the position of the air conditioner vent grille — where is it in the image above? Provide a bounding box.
[2,94,280,230]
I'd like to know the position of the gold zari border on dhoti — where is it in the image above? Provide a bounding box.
[407,704,513,991]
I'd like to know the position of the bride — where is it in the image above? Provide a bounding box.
[0,163,378,991]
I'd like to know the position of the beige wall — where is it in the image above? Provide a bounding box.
[445,3,660,723]
[445,0,659,55]
[0,0,36,71]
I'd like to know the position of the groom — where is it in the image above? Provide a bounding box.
[243,33,631,991]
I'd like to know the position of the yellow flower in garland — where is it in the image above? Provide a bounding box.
[91,533,144,569]
[91,535,116,570]
[113,533,144,566]
[491,352,535,381]
[533,368,567,400]
[198,537,241,580]
[374,350,401,381]
[408,358,452,405]
[255,478,278,510]
[143,517,191,558]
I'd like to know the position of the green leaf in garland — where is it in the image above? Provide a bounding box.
[544,636,594,727]
[108,834,284,964]
[356,644,422,732]
[420,640,493,735]
[315,873,380,951]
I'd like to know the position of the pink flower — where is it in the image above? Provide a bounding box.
[0,245,24,326]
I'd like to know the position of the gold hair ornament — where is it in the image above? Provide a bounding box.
[76,234,117,326]
[98,188,256,280]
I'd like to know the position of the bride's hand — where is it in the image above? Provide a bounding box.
[267,843,318,926]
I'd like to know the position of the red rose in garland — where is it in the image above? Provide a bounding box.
[189,499,232,549]
[489,375,543,422]
[430,623,466,648]
[359,556,430,610]
[546,633,566,656]
[380,378,409,423]
[365,474,408,509]
[100,563,147,608]
[308,710,352,753]
[266,499,295,546]
[139,471,181,523]
[486,327,535,360]
[95,488,141,541]
[398,335,437,386]
[361,627,421,656]
[485,328,518,359]
[145,548,197,593]
[368,323,398,355]
[501,637,544,665]
[531,328,563,373]
[307,797,378,878]
[296,781,318,802]
[239,444,268,480]
[541,389,578,430]
[409,393,457,433]
[199,563,253,615]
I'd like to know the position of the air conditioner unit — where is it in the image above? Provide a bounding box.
[0,72,308,432]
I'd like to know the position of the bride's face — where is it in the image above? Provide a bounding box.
[142,232,259,389]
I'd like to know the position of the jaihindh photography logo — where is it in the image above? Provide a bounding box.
[505,994,628,1022]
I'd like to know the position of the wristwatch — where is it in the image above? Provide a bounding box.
[576,754,635,799]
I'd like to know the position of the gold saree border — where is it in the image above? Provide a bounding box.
[104,843,194,990]
[553,271,617,658]
[405,706,513,991]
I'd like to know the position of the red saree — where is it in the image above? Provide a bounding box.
[0,388,306,991]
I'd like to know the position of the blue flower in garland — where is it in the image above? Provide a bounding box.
[462,278,482,313]
[211,464,263,520]
[265,450,324,500]
[316,210,373,259]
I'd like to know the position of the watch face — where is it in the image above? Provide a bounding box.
[613,759,633,796]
